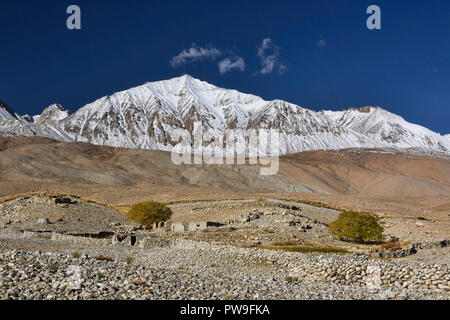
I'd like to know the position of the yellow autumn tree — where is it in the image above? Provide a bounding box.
[126,201,172,227]
[329,211,384,244]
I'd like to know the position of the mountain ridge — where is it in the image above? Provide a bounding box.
[0,75,448,155]
[323,106,449,152]
[0,100,19,120]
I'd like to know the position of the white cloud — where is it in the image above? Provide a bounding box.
[170,44,221,68]
[317,39,326,47]
[218,57,246,74]
[256,38,286,75]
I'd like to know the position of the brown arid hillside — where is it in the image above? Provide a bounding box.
[0,136,449,220]
[280,149,450,197]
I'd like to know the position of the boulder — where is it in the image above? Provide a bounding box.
[37,218,50,225]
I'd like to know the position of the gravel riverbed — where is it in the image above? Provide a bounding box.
[0,238,448,300]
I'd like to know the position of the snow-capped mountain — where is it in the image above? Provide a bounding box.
[323,106,450,153]
[0,100,72,140]
[0,75,448,155]
[57,75,385,154]
[35,104,71,124]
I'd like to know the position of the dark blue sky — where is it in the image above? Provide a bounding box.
[0,0,449,134]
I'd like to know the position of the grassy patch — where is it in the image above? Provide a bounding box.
[260,245,349,254]
[285,276,298,283]
[379,241,411,252]
[270,240,302,246]
[48,262,59,272]
[93,255,114,262]
[276,198,345,211]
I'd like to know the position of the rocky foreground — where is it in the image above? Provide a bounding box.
[0,239,448,300]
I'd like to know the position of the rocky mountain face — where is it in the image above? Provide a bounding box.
[323,107,450,153]
[0,100,18,120]
[0,101,72,140]
[0,75,448,155]
[35,104,70,124]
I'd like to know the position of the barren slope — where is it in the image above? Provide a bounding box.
[0,137,449,220]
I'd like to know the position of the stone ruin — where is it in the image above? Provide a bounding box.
[147,220,223,233]
[170,221,223,233]
[375,244,417,258]
[112,234,144,246]
[109,221,225,245]
[111,233,173,248]
[228,207,323,232]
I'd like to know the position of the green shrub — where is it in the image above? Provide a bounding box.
[48,262,59,272]
[126,201,172,227]
[329,211,384,244]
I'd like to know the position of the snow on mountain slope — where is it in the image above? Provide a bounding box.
[246,99,387,154]
[0,101,73,141]
[0,118,73,141]
[0,76,448,156]
[323,107,450,153]
[60,75,266,150]
[36,104,70,124]
[58,75,387,154]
